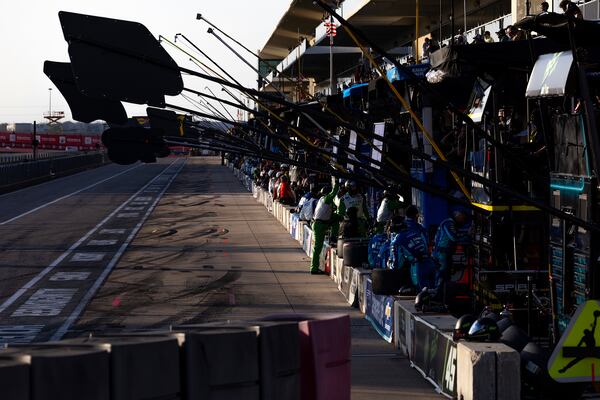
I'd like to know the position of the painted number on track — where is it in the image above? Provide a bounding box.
[0,325,44,344]
[12,289,77,317]
[50,272,91,281]
[70,252,105,262]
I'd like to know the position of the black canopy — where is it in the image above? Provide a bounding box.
[44,61,128,124]
[59,11,183,107]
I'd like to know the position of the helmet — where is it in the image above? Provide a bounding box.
[414,287,431,312]
[479,307,501,322]
[345,180,357,189]
[276,171,283,178]
[467,317,500,342]
[453,314,476,341]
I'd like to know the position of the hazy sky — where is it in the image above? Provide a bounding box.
[0,1,292,123]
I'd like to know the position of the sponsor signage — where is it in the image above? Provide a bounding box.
[365,278,394,343]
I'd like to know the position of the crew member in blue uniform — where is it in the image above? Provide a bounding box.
[405,205,428,242]
[369,216,404,269]
[389,207,436,290]
[432,211,470,287]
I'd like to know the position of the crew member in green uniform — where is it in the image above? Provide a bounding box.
[330,184,346,241]
[310,181,340,274]
[337,181,371,237]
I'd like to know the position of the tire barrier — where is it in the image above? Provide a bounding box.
[520,342,549,385]
[496,316,513,333]
[261,313,351,400]
[0,357,29,400]
[499,324,530,352]
[60,335,182,400]
[1,344,110,400]
[184,329,260,400]
[0,319,317,400]
[342,240,369,268]
[174,321,301,400]
[371,268,404,296]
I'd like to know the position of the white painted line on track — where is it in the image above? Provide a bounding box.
[12,288,77,317]
[100,229,126,235]
[88,239,118,246]
[0,325,45,344]
[50,272,90,281]
[0,164,141,225]
[70,252,105,262]
[124,206,144,211]
[117,212,140,218]
[0,161,178,315]
[51,159,186,341]
[135,197,152,201]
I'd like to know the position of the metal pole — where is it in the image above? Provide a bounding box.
[196,14,259,60]
[451,0,455,44]
[527,275,533,336]
[463,0,467,33]
[567,20,600,180]
[439,0,442,43]
[329,15,336,95]
[205,86,236,121]
[204,30,290,100]
[33,120,37,160]
[416,0,420,61]
[48,88,52,116]
[208,28,262,79]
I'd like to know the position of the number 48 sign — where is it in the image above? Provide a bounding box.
[548,300,600,383]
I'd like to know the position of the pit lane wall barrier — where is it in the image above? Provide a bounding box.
[0,316,351,400]
[230,164,520,400]
[0,151,108,194]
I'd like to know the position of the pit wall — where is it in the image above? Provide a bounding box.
[231,165,521,400]
[0,151,108,194]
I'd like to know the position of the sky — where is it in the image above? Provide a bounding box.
[0,0,292,123]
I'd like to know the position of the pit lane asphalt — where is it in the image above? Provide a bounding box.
[0,156,440,398]
[0,158,183,342]
[67,156,442,399]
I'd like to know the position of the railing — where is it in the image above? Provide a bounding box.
[0,151,90,165]
[581,0,600,19]
[455,14,513,45]
[0,152,107,193]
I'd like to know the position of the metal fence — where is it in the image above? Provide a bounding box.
[0,151,90,165]
[0,152,107,192]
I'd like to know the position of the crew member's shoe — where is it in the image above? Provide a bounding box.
[310,269,325,275]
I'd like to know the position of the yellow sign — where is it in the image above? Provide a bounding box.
[548,300,600,383]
